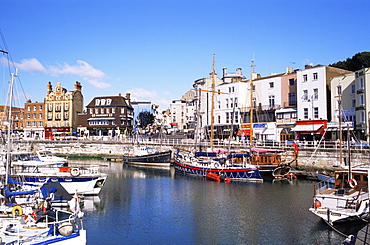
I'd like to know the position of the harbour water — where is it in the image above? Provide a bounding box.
[74,159,365,245]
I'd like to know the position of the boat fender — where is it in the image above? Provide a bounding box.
[314,199,321,208]
[70,168,80,177]
[58,222,74,236]
[349,179,358,189]
[24,212,37,223]
[11,206,23,216]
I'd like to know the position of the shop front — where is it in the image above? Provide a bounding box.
[291,119,327,141]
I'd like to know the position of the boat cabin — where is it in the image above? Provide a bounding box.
[334,170,368,192]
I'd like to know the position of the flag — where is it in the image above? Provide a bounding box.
[292,141,299,155]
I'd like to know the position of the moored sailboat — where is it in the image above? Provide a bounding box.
[174,149,263,182]
[173,56,262,182]
[309,85,370,225]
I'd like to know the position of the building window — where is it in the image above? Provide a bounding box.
[230,98,233,108]
[303,90,308,101]
[292,112,297,119]
[33,113,36,119]
[32,121,36,127]
[112,108,115,113]
[351,84,355,94]
[27,106,31,111]
[304,108,308,119]
[226,112,229,123]
[359,94,364,105]
[226,99,228,108]
[314,107,319,119]
[235,111,238,123]
[313,88,318,100]
[289,79,295,86]
[288,93,296,106]
[33,105,37,111]
[303,74,308,82]
[39,121,43,127]
[27,114,30,119]
[218,115,220,124]
[360,111,365,122]
[269,95,275,108]
[27,122,31,127]
[360,78,364,89]
[351,99,356,108]
[313,73,318,80]
[121,108,125,114]
[39,113,43,119]
[269,82,274,88]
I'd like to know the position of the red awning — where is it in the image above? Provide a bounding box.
[237,130,250,137]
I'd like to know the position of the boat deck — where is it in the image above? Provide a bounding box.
[319,188,356,196]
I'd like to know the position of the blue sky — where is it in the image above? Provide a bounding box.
[0,0,369,110]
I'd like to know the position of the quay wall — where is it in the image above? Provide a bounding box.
[13,139,370,171]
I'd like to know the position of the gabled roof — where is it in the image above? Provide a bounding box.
[86,95,132,108]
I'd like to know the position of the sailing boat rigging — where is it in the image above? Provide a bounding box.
[244,60,291,178]
[173,56,263,182]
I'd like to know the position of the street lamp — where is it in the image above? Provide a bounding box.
[308,95,315,142]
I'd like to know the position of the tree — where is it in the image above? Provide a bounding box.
[137,111,155,129]
[329,52,370,71]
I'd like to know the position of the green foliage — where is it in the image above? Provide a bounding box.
[329,52,370,71]
[137,111,155,129]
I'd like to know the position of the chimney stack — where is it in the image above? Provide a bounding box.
[47,82,52,95]
[126,93,131,101]
[74,81,82,91]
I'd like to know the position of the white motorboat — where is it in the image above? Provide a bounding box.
[0,199,86,244]
[309,168,370,225]
[36,150,68,166]
[10,163,107,196]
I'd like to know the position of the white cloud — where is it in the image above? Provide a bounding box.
[14,58,46,72]
[127,88,158,100]
[5,57,110,89]
[127,88,171,109]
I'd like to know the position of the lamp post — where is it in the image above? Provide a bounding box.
[308,95,315,142]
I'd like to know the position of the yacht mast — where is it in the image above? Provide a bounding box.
[249,59,255,148]
[5,71,17,186]
[210,55,216,150]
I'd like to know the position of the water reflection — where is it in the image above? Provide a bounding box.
[69,159,364,245]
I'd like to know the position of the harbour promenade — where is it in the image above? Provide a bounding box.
[13,137,370,172]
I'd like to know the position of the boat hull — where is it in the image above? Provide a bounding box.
[173,158,263,182]
[11,175,107,195]
[123,150,172,166]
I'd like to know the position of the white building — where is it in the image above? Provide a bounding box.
[294,65,352,141]
[354,68,370,139]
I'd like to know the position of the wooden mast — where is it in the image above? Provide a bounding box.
[249,59,254,148]
[210,55,216,150]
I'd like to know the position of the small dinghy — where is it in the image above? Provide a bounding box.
[206,172,230,183]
